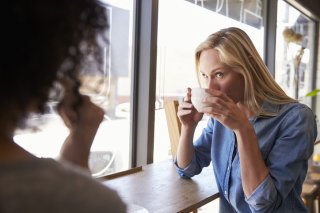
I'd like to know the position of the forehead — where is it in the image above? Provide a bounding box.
[199,49,226,72]
[199,49,221,63]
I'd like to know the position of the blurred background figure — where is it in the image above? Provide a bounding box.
[0,0,126,212]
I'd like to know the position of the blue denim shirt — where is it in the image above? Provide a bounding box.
[176,102,317,212]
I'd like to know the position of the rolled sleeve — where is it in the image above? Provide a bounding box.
[174,154,200,179]
[245,175,277,211]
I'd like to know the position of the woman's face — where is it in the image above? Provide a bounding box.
[198,49,245,103]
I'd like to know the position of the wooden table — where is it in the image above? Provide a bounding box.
[101,159,219,213]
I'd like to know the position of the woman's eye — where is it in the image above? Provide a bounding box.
[201,73,208,79]
[215,72,224,78]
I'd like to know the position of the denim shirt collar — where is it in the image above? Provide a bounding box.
[249,101,280,123]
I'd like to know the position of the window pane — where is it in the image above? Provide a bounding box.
[275,0,316,106]
[154,0,265,162]
[14,0,134,177]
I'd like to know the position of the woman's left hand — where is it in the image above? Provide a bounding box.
[57,78,104,170]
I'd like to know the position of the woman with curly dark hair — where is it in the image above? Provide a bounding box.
[0,0,126,212]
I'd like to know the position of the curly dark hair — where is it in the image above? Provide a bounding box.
[0,0,108,130]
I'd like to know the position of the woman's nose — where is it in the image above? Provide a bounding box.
[208,79,220,90]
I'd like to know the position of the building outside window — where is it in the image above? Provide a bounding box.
[275,0,316,107]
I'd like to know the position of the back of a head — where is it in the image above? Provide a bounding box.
[1,0,108,127]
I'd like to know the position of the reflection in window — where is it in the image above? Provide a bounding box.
[14,0,134,177]
[154,0,265,162]
[275,0,316,106]
[187,0,264,29]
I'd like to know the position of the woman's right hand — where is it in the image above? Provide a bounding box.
[177,88,203,129]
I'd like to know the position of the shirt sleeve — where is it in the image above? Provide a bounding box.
[246,105,317,212]
[269,106,316,190]
[174,154,200,178]
[245,175,278,211]
[174,118,215,178]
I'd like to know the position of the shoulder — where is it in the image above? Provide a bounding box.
[281,102,312,111]
[45,159,127,211]
[262,101,314,117]
[279,102,315,120]
[276,102,317,139]
[0,158,127,213]
[259,102,317,137]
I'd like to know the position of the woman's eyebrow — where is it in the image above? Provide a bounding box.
[199,64,225,75]
[209,66,224,74]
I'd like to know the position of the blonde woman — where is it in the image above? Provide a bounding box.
[176,27,317,212]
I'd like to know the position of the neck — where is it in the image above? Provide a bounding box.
[0,136,35,161]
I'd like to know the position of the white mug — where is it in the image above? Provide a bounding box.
[191,87,211,112]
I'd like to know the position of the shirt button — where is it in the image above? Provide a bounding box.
[224,190,227,195]
[227,166,230,171]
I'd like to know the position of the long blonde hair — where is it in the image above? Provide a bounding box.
[195,27,296,116]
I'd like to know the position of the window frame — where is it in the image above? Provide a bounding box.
[130,0,319,166]
[130,0,159,167]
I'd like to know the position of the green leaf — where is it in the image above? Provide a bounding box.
[306,89,320,97]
